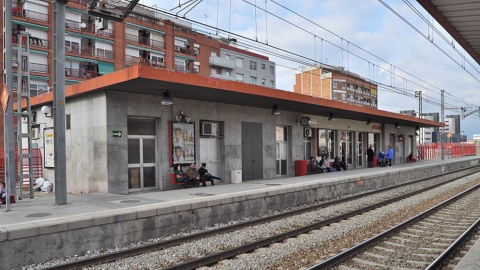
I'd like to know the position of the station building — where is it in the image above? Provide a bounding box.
[26,64,443,195]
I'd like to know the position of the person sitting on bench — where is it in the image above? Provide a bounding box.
[174,164,191,188]
[0,181,6,204]
[198,163,222,186]
[186,162,201,187]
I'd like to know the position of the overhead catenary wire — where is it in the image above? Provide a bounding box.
[134,1,480,123]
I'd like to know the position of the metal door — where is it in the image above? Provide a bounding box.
[242,122,263,181]
[200,137,220,177]
[128,136,156,191]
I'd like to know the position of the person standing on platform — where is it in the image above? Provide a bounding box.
[367,145,375,168]
[387,145,394,167]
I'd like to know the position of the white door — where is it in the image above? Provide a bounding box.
[200,138,220,177]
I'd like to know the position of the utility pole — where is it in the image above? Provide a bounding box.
[53,0,68,205]
[415,90,423,143]
[441,90,445,160]
[3,0,14,211]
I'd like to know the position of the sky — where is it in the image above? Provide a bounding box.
[141,0,480,138]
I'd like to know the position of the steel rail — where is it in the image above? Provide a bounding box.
[41,166,480,270]
[425,216,480,270]
[307,183,480,270]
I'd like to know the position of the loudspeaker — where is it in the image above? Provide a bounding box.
[304,127,313,138]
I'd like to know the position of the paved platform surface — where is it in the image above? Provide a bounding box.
[0,157,460,225]
[0,156,479,269]
[0,156,478,225]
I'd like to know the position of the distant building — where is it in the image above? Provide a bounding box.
[399,111,465,143]
[294,66,378,108]
[209,41,276,88]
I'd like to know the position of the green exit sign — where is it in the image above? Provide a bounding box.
[112,131,122,138]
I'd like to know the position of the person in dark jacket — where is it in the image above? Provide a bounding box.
[198,163,222,186]
[367,145,375,168]
[174,164,191,188]
[332,156,342,171]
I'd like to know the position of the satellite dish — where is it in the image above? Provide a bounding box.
[80,23,87,29]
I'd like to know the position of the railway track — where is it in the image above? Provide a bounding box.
[309,182,480,270]
[35,166,480,270]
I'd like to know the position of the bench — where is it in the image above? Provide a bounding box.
[169,173,186,189]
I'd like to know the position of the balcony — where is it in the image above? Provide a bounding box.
[174,45,196,56]
[12,8,48,23]
[69,0,89,5]
[65,20,114,38]
[209,55,235,70]
[12,59,48,73]
[128,13,164,27]
[125,56,166,68]
[65,68,99,79]
[175,64,197,74]
[12,35,49,49]
[66,44,113,60]
[174,25,196,36]
[125,33,164,49]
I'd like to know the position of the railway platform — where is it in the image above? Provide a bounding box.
[1,156,479,269]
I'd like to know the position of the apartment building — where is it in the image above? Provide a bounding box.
[0,0,276,144]
[209,41,276,88]
[293,66,378,108]
[2,0,276,93]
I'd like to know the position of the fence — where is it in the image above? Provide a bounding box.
[0,148,43,188]
[417,142,477,160]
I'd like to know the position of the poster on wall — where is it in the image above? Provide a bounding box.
[171,122,195,165]
[44,128,54,168]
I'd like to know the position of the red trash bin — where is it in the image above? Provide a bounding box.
[295,160,308,176]
[373,156,377,168]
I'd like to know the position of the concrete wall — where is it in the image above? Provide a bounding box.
[32,91,419,194]
[34,92,108,194]
[105,91,302,193]
[1,157,478,269]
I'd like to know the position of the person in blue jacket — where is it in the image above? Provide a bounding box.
[387,145,394,167]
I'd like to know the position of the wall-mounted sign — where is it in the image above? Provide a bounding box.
[112,131,122,138]
[44,128,54,168]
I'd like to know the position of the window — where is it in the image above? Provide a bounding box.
[236,57,243,67]
[270,80,275,87]
[270,65,274,75]
[194,62,200,73]
[261,78,266,86]
[225,71,231,77]
[341,82,346,90]
[66,114,71,130]
[333,81,338,89]
[317,129,334,159]
[175,58,187,72]
[250,76,257,84]
[236,73,244,82]
[29,83,48,97]
[225,54,230,59]
[261,63,265,69]
[341,93,346,101]
[65,40,80,53]
[193,44,199,55]
[151,55,164,67]
[250,60,257,70]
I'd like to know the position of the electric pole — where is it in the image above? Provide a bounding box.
[441,90,445,160]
